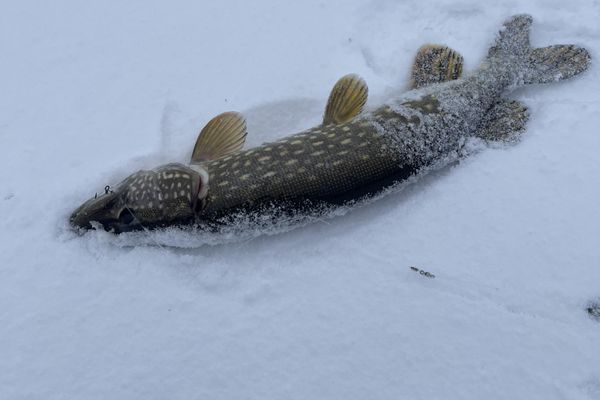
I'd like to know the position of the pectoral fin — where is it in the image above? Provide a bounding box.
[476,100,529,143]
[411,45,464,89]
[191,111,247,163]
[323,74,368,125]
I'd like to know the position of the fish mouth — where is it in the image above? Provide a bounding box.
[70,210,144,234]
[69,197,103,230]
[69,208,94,231]
[69,195,195,234]
[69,213,146,233]
[69,192,145,234]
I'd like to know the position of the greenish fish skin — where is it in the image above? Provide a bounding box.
[198,108,410,219]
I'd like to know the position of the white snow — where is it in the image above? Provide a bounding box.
[1,1,600,399]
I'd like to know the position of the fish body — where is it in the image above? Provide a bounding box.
[197,111,406,219]
[70,15,590,234]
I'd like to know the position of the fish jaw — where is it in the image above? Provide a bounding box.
[70,190,128,232]
[70,163,206,233]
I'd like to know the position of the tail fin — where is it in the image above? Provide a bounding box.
[487,14,591,85]
[526,45,591,84]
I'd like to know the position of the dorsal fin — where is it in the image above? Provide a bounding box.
[191,111,247,163]
[323,74,368,125]
[411,45,464,89]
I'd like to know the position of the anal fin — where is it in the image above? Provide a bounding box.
[323,74,368,125]
[191,111,247,163]
[476,100,529,143]
[411,45,464,89]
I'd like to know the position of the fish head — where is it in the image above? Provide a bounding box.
[70,163,209,233]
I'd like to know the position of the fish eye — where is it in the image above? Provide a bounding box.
[118,208,135,225]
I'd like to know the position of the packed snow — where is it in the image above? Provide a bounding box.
[1,0,599,399]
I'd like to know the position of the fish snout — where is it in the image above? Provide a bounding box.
[69,204,92,230]
[69,191,126,232]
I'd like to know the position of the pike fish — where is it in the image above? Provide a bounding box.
[70,15,590,234]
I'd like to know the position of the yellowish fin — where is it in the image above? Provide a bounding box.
[191,112,247,162]
[476,99,529,143]
[323,74,368,125]
[411,45,463,89]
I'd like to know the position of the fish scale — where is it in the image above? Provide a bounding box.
[200,115,407,216]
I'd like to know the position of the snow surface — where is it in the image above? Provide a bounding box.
[2,1,600,399]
